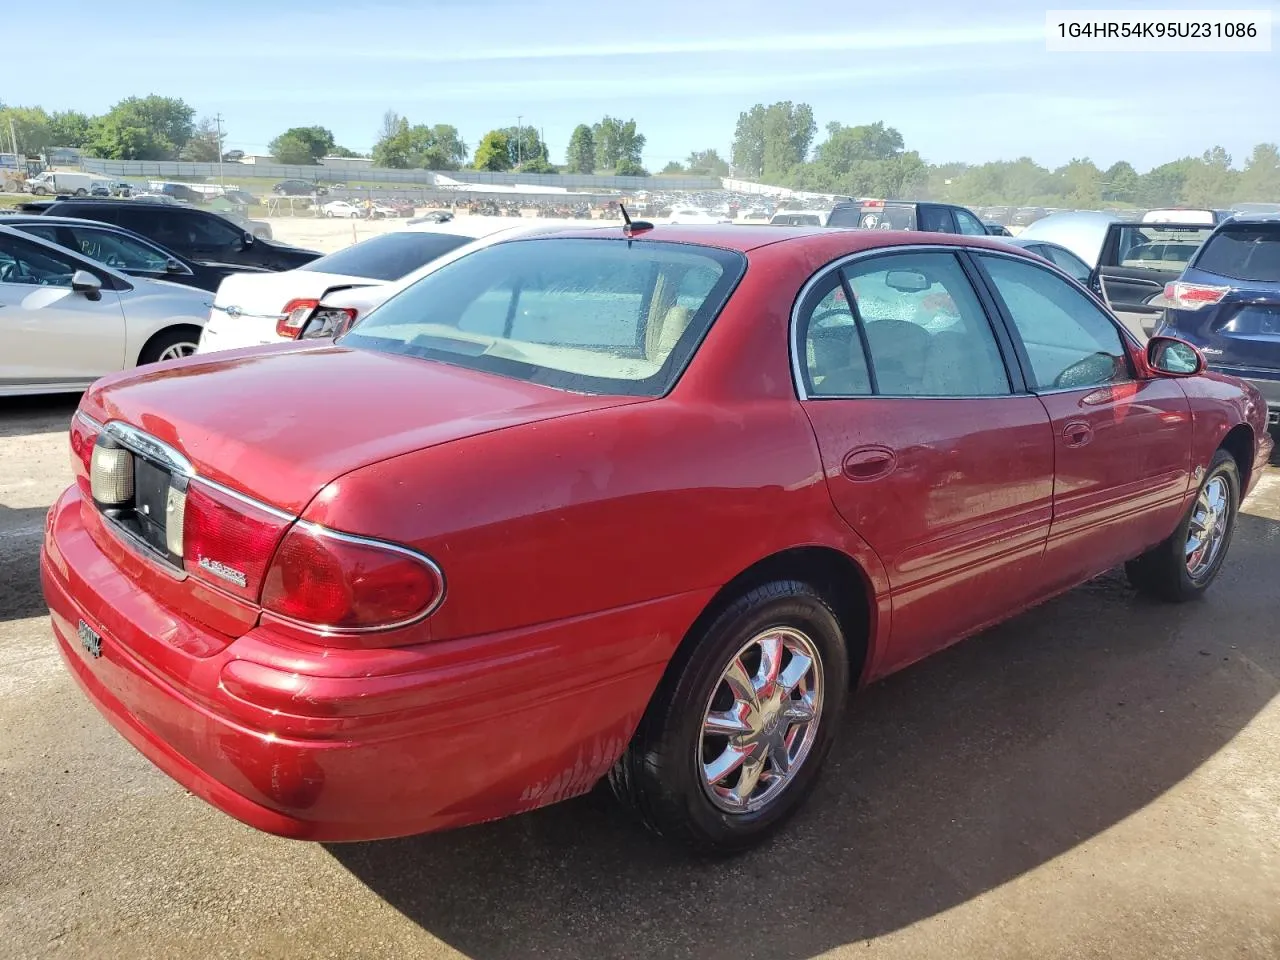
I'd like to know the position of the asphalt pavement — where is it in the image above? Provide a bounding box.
[2,394,1278,960]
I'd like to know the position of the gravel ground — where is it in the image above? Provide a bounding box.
[1,394,1278,960]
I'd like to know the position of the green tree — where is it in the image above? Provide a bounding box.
[660,160,685,174]
[565,124,595,174]
[268,126,336,164]
[373,118,467,169]
[329,145,364,158]
[501,125,549,168]
[518,156,557,174]
[85,96,194,160]
[1236,143,1280,202]
[1103,160,1140,203]
[615,158,648,177]
[685,148,729,177]
[47,110,92,148]
[0,106,52,154]
[1055,158,1104,207]
[591,116,644,172]
[1181,146,1235,206]
[731,105,766,178]
[473,130,513,171]
[732,102,814,182]
[1135,158,1196,207]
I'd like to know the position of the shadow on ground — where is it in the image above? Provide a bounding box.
[0,504,54,623]
[0,395,80,439]
[328,509,1280,960]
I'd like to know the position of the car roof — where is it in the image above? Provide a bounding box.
[499,223,1032,255]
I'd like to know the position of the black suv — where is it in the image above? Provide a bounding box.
[19,198,320,271]
[273,179,327,196]
[0,214,271,292]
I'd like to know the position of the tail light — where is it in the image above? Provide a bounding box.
[276,299,319,338]
[69,412,100,496]
[1164,281,1230,310]
[297,306,358,340]
[261,522,444,631]
[182,480,291,601]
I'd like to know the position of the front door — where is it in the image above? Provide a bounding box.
[796,249,1055,674]
[975,252,1194,589]
[0,232,126,387]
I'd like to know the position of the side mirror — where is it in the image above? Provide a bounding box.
[71,270,102,301]
[164,258,184,274]
[235,232,253,250]
[1147,336,1205,377]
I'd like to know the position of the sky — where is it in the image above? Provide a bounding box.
[4,0,1279,172]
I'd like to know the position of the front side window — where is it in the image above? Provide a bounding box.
[953,209,988,236]
[979,253,1130,390]
[1043,244,1092,283]
[917,206,956,233]
[843,252,1010,396]
[342,238,744,397]
[0,234,81,287]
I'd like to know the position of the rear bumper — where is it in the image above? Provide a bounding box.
[42,485,700,841]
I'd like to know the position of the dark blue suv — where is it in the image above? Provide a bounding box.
[1157,215,1280,429]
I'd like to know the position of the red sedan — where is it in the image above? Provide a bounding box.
[42,225,1274,853]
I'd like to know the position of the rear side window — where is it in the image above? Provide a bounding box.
[341,238,745,397]
[300,232,473,282]
[1194,224,1280,282]
[843,252,1010,397]
[1111,224,1213,268]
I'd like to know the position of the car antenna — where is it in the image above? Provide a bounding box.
[619,203,653,237]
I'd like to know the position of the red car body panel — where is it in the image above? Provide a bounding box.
[42,226,1273,841]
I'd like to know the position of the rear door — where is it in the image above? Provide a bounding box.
[0,232,126,387]
[1094,222,1214,336]
[975,251,1194,590]
[796,248,1054,672]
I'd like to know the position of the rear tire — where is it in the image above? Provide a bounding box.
[609,580,849,855]
[138,327,201,366]
[74,188,87,197]
[1125,449,1240,602]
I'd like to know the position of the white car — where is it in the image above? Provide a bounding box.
[668,206,731,225]
[0,224,212,396]
[198,221,583,354]
[321,200,361,219]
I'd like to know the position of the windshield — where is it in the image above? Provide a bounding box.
[298,231,473,281]
[1193,224,1280,282]
[341,237,744,396]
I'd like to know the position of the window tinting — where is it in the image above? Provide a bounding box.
[1194,224,1280,282]
[300,232,473,282]
[980,254,1130,390]
[341,238,744,397]
[844,252,1010,396]
[798,273,872,397]
[953,209,988,236]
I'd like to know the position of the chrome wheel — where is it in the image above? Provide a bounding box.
[1186,476,1229,580]
[157,342,197,362]
[699,627,824,814]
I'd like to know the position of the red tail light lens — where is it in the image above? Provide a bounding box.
[261,523,444,631]
[276,298,319,338]
[1165,281,1230,310]
[69,413,100,496]
[183,481,291,601]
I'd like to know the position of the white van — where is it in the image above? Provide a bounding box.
[25,171,107,196]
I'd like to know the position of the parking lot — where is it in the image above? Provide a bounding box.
[0,392,1277,960]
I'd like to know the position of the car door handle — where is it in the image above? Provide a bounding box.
[842,446,897,481]
[1062,420,1093,447]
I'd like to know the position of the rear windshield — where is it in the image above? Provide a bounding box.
[1111,224,1214,269]
[1193,224,1280,282]
[341,237,745,396]
[298,231,473,282]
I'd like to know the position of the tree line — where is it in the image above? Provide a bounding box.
[4,95,1278,204]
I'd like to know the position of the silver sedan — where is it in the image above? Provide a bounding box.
[0,223,213,396]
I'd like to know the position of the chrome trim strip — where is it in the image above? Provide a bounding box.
[102,422,195,477]
[261,520,447,636]
[74,410,103,431]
